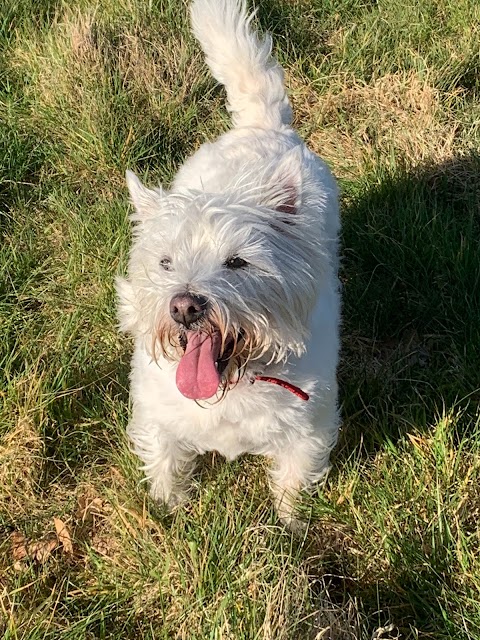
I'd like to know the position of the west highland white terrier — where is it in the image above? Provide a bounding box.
[117,0,341,527]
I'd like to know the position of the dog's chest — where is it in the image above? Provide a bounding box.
[172,389,275,459]
[183,418,262,460]
[132,345,308,459]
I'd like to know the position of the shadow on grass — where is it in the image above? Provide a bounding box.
[306,152,480,639]
[304,533,464,638]
[255,0,330,58]
[338,151,480,455]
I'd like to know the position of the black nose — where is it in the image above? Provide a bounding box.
[169,293,208,328]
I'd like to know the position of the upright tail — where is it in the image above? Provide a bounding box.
[190,0,292,129]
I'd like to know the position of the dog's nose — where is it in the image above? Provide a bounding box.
[170,293,208,328]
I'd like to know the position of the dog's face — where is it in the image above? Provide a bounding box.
[117,149,331,400]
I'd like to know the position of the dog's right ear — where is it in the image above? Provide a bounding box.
[126,170,163,221]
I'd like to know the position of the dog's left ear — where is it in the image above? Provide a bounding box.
[262,145,303,218]
[126,170,164,221]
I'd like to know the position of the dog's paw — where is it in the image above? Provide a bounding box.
[271,486,308,534]
[149,480,189,511]
[279,512,308,535]
[166,490,189,510]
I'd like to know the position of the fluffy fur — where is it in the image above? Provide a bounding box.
[117,0,341,527]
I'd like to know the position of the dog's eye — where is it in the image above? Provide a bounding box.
[160,257,172,271]
[224,256,248,270]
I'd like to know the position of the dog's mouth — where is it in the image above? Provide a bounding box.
[176,329,236,400]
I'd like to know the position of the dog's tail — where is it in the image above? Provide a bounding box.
[190,0,292,129]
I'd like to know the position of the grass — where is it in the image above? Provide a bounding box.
[1,0,480,637]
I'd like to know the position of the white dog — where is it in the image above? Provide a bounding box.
[117,0,340,526]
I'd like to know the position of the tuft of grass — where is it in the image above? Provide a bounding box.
[1,0,480,638]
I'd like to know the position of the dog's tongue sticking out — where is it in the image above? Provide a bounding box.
[176,331,222,399]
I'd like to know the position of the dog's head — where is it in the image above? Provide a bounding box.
[117,146,338,400]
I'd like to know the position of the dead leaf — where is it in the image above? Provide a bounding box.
[11,531,28,561]
[54,517,73,555]
[28,536,58,563]
[91,537,110,556]
[76,493,104,524]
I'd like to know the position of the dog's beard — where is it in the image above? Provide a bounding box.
[152,315,277,401]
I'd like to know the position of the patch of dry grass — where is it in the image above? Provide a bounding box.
[290,71,462,178]
[0,416,44,514]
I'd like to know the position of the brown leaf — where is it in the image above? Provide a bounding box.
[11,531,28,561]
[76,492,104,524]
[28,536,58,563]
[53,517,73,555]
[91,537,110,556]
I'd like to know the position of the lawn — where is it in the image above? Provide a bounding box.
[1,0,480,638]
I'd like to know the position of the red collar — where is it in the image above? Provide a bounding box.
[254,375,309,401]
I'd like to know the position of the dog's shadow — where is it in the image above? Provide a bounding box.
[300,152,480,636]
[337,152,480,458]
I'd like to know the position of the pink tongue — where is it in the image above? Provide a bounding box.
[176,331,222,400]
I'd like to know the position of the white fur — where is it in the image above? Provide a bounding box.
[117,0,341,527]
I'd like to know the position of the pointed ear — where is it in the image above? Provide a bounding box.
[126,170,163,220]
[262,146,303,218]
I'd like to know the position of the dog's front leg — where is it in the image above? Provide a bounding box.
[269,438,330,530]
[128,423,197,508]
[148,446,198,508]
[269,452,308,530]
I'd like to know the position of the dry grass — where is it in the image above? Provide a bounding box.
[290,70,463,178]
[0,416,44,513]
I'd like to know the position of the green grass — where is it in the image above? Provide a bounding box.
[1,0,480,637]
